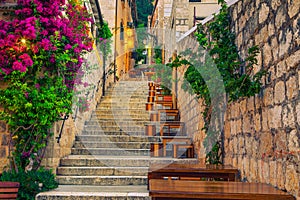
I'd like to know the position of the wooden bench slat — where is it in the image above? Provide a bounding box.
[149,180,295,200]
[0,188,19,192]
[0,182,20,188]
[0,182,20,200]
[0,194,18,199]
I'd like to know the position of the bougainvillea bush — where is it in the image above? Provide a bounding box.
[0,0,93,173]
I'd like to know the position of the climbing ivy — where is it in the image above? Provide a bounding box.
[181,0,266,164]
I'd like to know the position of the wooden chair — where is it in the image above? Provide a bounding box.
[0,182,20,199]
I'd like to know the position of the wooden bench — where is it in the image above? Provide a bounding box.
[148,163,239,190]
[0,182,20,199]
[150,136,193,157]
[161,136,192,157]
[157,109,180,121]
[148,163,239,182]
[155,100,173,109]
[159,121,185,136]
[149,179,295,200]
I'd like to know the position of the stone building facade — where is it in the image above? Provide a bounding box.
[176,0,300,198]
[99,0,137,78]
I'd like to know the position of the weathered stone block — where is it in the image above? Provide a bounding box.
[263,87,273,106]
[242,114,252,133]
[288,129,299,153]
[276,60,287,78]
[288,0,300,18]
[286,76,298,100]
[236,118,242,133]
[269,161,277,186]
[259,131,273,158]
[274,129,288,154]
[286,50,300,70]
[263,160,270,184]
[282,104,295,128]
[277,161,285,189]
[247,97,254,112]
[279,29,293,58]
[272,105,282,129]
[249,158,258,181]
[262,43,273,67]
[245,136,253,155]
[258,3,269,24]
[254,113,262,132]
[275,6,287,29]
[285,164,299,194]
[296,101,300,125]
[261,108,269,131]
[274,81,286,104]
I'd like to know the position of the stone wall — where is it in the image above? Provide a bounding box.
[224,0,300,198]
[176,0,300,198]
[41,47,112,171]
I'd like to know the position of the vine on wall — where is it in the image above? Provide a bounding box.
[180,0,266,164]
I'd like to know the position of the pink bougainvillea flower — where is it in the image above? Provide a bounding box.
[19,53,33,67]
[12,61,26,72]
[35,83,40,89]
[64,44,72,50]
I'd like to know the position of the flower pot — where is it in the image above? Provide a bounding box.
[163,96,172,102]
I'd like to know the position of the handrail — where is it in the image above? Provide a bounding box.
[56,115,69,143]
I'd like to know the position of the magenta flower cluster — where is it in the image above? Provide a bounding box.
[0,0,94,89]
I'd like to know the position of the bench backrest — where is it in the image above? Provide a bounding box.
[0,182,20,199]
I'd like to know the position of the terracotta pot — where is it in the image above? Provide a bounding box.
[163,96,172,102]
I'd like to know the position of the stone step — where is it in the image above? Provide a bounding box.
[83,126,145,132]
[91,116,149,121]
[57,166,148,176]
[86,121,148,126]
[74,141,150,149]
[36,185,150,200]
[102,94,147,98]
[76,135,160,143]
[56,175,147,186]
[71,148,150,156]
[59,155,197,167]
[97,105,146,110]
[60,156,152,167]
[91,113,149,119]
[81,130,145,136]
[95,108,147,112]
[90,117,149,121]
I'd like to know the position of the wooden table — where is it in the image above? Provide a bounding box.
[148,163,240,182]
[161,136,192,157]
[149,180,295,200]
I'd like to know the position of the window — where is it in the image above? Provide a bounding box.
[120,22,124,40]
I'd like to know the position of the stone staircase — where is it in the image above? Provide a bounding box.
[36,80,154,199]
[36,79,196,200]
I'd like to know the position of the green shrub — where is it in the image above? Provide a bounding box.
[0,168,58,200]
